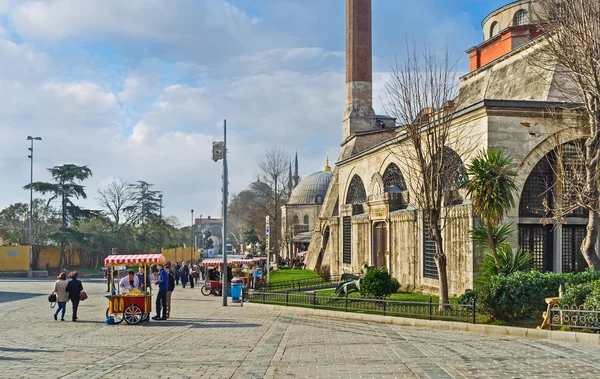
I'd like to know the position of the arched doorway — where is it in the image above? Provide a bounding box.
[518,142,588,273]
[372,222,387,269]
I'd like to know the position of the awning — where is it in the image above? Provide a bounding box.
[252,257,267,261]
[202,258,256,266]
[293,231,313,243]
[298,251,307,257]
[105,254,166,265]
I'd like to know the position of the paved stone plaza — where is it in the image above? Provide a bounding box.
[1,279,600,378]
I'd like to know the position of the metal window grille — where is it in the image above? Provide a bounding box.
[382,163,407,191]
[514,10,527,26]
[561,143,588,218]
[562,226,588,273]
[346,175,367,204]
[518,224,554,272]
[423,213,439,279]
[519,158,552,217]
[343,216,351,264]
[431,147,467,191]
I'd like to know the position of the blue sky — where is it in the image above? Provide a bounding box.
[0,0,509,223]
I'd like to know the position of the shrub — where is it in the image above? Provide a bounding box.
[457,289,478,305]
[361,268,399,298]
[560,280,600,308]
[475,269,600,320]
[477,243,533,285]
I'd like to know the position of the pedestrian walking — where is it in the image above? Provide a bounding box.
[52,272,68,321]
[174,262,181,285]
[152,263,168,320]
[181,262,189,288]
[188,263,195,289]
[65,272,83,322]
[166,263,175,318]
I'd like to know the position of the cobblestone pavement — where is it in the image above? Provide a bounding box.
[2,279,600,379]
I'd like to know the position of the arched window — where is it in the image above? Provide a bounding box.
[490,21,499,38]
[382,163,407,192]
[519,141,588,273]
[303,215,309,225]
[293,215,299,225]
[430,147,467,191]
[514,10,527,26]
[345,175,367,204]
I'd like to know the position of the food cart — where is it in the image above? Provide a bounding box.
[104,254,166,325]
[200,258,257,295]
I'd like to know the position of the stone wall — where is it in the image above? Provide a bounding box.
[351,215,370,272]
[443,205,475,296]
[389,210,418,292]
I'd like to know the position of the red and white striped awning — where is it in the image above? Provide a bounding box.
[105,254,166,265]
[201,258,255,266]
[252,257,267,261]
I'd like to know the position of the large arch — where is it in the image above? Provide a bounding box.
[518,140,588,273]
[345,174,367,205]
[382,162,407,192]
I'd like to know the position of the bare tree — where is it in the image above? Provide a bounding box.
[97,178,135,224]
[258,146,290,261]
[533,0,600,269]
[384,42,474,307]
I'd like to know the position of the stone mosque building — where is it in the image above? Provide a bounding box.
[304,0,592,296]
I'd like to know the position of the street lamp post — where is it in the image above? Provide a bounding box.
[27,136,42,278]
[158,194,163,254]
[199,214,203,259]
[191,209,194,262]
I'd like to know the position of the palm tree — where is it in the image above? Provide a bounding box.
[463,149,518,269]
[24,164,93,269]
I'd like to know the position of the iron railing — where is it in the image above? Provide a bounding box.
[549,305,600,331]
[255,276,342,293]
[248,291,476,324]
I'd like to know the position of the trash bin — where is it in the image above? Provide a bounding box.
[231,278,243,302]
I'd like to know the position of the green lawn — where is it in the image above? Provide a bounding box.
[316,289,444,303]
[268,269,321,283]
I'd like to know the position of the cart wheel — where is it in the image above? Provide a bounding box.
[123,304,143,325]
[200,285,210,296]
[106,307,124,324]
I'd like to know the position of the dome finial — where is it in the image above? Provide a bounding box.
[256,174,260,182]
[324,155,331,172]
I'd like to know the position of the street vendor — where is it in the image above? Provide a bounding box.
[119,270,139,294]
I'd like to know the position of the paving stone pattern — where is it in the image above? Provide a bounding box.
[1,279,600,378]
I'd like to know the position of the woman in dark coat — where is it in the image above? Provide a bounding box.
[65,272,83,322]
[181,262,189,288]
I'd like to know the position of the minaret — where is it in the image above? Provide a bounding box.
[287,162,293,194]
[343,0,376,141]
[293,152,300,187]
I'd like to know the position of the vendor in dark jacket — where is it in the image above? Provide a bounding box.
[152,263,168,320]
[66,272,83,322]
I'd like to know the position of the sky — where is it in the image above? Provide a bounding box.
[0,0,509,224]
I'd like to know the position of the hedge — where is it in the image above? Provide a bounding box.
[476,269,600,320]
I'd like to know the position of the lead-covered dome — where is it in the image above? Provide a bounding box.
[288,170,332,205]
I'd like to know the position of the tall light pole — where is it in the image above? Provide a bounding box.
[158,194,163,254]
[199,214,203,259]
[27,136,42,278]
[191,209,194,262]
[212,119,228,306]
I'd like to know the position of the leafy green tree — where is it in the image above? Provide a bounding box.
[463,149,518,269]
[124,181,162,252]
[24,164,93,269]
[244,228,260,252]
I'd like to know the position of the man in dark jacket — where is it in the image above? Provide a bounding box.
[166,264,175,318]
[152,263,168,320]
[66,271,84,322]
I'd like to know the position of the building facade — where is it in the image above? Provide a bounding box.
[305,0,593,296]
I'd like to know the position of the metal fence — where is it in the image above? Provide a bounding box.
[549,305,600,332]
[248,291,476,323]
[256,276,342,293]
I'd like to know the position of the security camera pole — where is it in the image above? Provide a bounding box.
[212,120,228,306]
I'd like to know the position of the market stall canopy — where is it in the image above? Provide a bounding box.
[252,257,267,261]
[105,254,166,266]
[298,251,307,257]
[293,231,313,244]
[202,258,255,266]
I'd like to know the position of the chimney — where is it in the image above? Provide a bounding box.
[343,0,376,140]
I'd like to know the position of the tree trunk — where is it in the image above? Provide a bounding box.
[430,217,450,310]
[582,212,600,269]
[486,222,501,270]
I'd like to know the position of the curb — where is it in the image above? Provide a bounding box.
[245,302,600,345]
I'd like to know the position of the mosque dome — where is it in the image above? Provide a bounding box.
[288,165,332,205]
[243,180,272,197]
